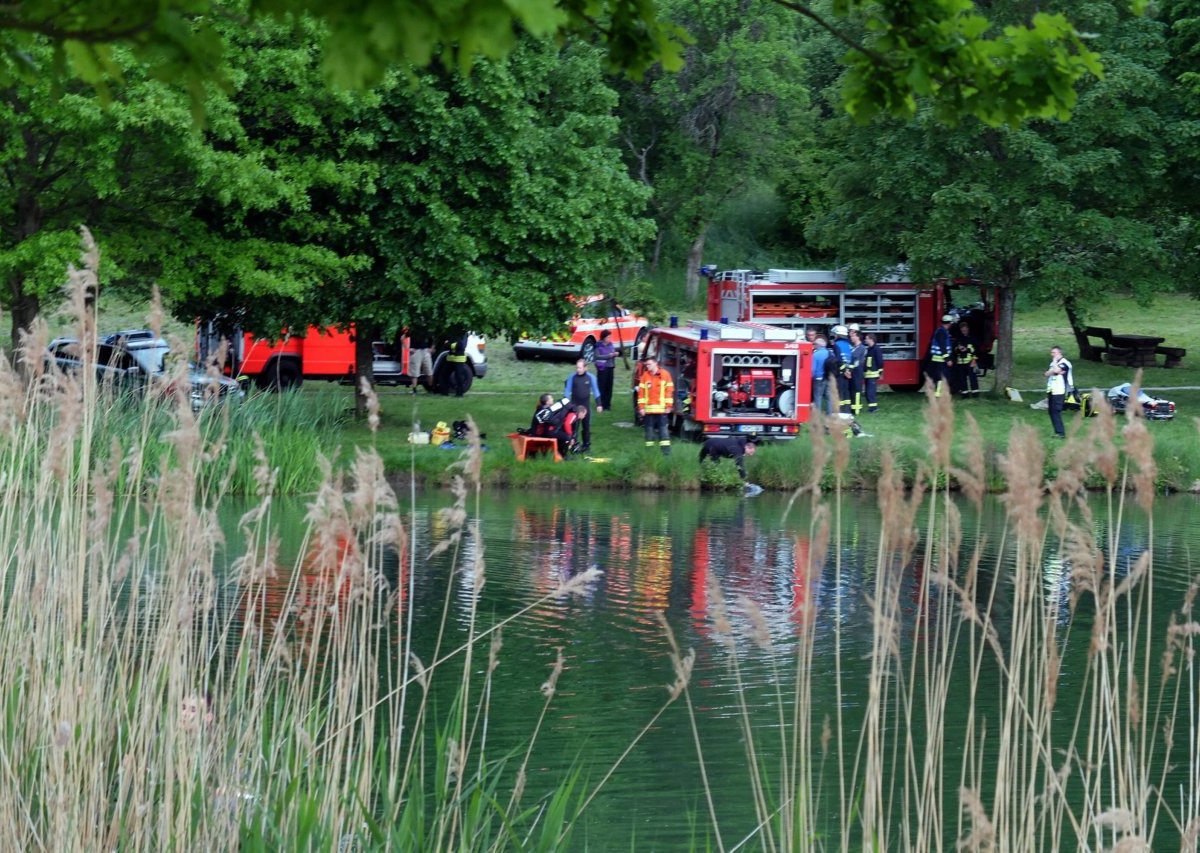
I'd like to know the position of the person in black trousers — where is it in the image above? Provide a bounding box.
[446,332,472,397]
[563,359,603,451]
[593,330,617,410]
[1044,345,1073,438]
[698,435,758,480]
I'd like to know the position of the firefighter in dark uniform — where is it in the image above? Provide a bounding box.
[848,329,867,415]
[951,320,979,396]
[863,332,884,413]
[698,435,757,480]
[926,315,954,396]
[832,325,853,413]
[446,332,472,397]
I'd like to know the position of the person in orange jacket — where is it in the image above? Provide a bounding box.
[637,357,674,456]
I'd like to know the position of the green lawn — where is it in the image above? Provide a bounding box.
[341,292,1200,492]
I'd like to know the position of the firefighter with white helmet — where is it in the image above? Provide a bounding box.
[831,325,853,413]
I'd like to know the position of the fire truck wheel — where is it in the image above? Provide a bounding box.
[431,355,474,395]
[630,327,647,355]
[266,359,302,392]
[888,383,922,393]
[580,337,596,363]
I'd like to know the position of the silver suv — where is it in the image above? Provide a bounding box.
[49,330,244,412]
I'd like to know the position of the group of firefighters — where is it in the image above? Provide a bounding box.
[518,312,989,478]
[925,314,982,397]
[808,324,885,417]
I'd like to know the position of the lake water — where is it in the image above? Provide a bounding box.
[228,488,1200,850]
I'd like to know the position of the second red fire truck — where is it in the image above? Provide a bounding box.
[706,268,996,390]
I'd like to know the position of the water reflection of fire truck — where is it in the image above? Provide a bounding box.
[706,269,996,391]
[639,320,813,441]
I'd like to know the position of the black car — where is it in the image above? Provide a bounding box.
[47,338,152,393]
[48,334,244,411]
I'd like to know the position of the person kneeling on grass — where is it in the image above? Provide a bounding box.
[698,435,757,481]
[550,405,588,457]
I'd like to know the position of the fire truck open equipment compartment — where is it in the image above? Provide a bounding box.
[639,320,812,440]
[707,268,995,390]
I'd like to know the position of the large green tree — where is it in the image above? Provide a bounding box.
[1,0,1113,126]
[163,27,651,402]
[348,38,653,346]
[800,0,1175,391]
[0,24,370,351]
[616,0,810,299]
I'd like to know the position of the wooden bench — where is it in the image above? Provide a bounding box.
[1156,345,1187,368]
[507,432,562,462]
[1081,326,1113,362]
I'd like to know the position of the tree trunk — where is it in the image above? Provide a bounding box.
[992,283,1017,393]
[650,230,665,273]
[685,230,707,303]
[354,329,375,419]
[1063,297,1097,361]
[9,287,40,373]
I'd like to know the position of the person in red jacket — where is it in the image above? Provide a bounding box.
[637,358,674,456]
[549,405,589,456]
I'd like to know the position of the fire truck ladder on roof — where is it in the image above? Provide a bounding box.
[687,319,800,343]
[687,320,754,340]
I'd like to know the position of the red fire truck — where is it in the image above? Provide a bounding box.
[706,268,996,390]
[197,324,487,392]
[638,320,813,440]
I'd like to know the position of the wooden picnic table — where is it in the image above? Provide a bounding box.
[1106,334,1165,367]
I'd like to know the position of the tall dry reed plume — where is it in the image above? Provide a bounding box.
[0,237,630,851]
[693,385,1200,853]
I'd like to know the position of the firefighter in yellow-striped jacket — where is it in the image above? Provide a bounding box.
[863,333,884,413]
[637,358,674,455]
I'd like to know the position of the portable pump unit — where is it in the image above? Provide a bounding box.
[717,368,776,411]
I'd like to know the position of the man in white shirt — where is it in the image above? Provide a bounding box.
[1043,346,1073,438]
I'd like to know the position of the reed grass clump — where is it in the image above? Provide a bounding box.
[671,375,1200,851]
[11,236,1200,850]
[0,238,632,850]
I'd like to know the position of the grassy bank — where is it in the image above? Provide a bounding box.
[333,291,1200,493]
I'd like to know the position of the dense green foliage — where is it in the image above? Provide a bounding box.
[5,0,1200,390]
[792,0,1182,389]
[0,0,1119,127]
[614,0,809,297]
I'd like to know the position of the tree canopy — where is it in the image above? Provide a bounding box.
[798,0,1177,389]
[1,0,1125,127]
